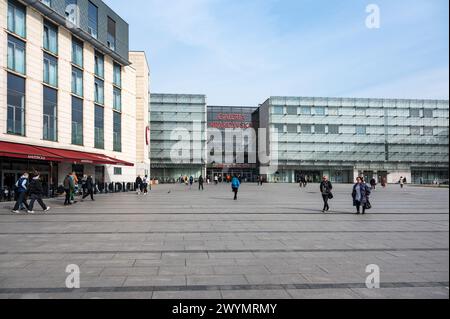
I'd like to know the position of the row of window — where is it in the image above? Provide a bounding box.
[271,106,438,118]
[272,124,440,136]
[41,0,117,51]
[6,0,122,152]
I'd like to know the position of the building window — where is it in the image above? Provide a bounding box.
[113,112,122,152]
[41,0,51,7]
[44,53,58,87]
[300,106,312,115]
[328,107,339,116]
[114,167,122,175]
[301,124,312,134]
[94,51,104,78]
[286,106,297,115]
[287,124,297,133]
[423,109,434,118]
[328,125,340,134]
[314,106,325,116]
[356,126,366,135]
[113,87,122,111]
[94,105,104,149]
[43,20,58,54]
[410,108,421,117]
[88,1,98,39]
[94,78,104,105]
[272,106,283,115]
[411,126,421,135]
[7,35,25,75]
[43,86,57,141]
[273,124,284,133]
[355,108,366,116]
[113,62,121,87]
[72,66,83,96]
[423,127,434,136]
[8,0,26,38]
[72,96,83,145]
[107,17,116,50]
[65,0,78,25]
[7,73,25,136]
[315,124,326,134]
[72,37,83,67]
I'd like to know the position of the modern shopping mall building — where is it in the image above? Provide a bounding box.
[0,0,150,192]
[1,1,448,190]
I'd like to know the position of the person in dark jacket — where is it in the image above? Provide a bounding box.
[370,178,377,190]
[231,175,241,200]
[319,176,333,213]
[63,174,74,206]
[28,174,50,213]
[352,177,372,215]
[135,175,143,194]
[82,176,95,201]
[198,175,204,191]
[12,172,30,214]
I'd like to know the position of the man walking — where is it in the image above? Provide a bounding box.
[28,174,50,214]
[12,172,30,214]
[135,175,143,194]
[198,175,204,191]
[231,175,241,200]
[63,173,74,206]
[320,176,333,213]
[82,176,95,201]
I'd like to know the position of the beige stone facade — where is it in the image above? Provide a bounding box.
[0,0,150,186]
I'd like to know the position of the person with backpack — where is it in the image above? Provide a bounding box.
[352,177,372,215]
[320,176,333,213]
[82,176,95,201]
[28,174,50,214]
[231,175,241,200]
[63,173,74,206]
[12,172,30,214]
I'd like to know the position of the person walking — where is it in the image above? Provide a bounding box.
[231,175,241,200]
[320,176,333,213]
[70,172,78,203]
[82,176,95,201]
[143,175,149,195]
[370,177,377,190]
[399,177,404,189]
[135,175,143,194]
[214,175,219,185]
[352,177,372,215]
[81,175,88,198]
[198,175,204,191]
[189,176,194,189]
[12,172,30,214]
[28,174,50,214]
[63,173,74,206]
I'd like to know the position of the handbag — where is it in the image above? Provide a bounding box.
[328,193,334,199]
[365,200,372,210]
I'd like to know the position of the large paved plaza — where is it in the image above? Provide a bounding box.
[0,183,448,299]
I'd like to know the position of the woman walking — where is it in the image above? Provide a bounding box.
[352,177,372,215]
[319,176,333,213]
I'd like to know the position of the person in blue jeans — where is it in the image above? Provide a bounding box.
[12,172,30,214]
[231,175,241,200]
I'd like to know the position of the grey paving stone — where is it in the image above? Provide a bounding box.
[221,289,292,299]
[187,275,249,286]
[153,290,222,299]
[123,275,186,287]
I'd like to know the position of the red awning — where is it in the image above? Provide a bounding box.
[0,141,63,162]
[0,141,134,167]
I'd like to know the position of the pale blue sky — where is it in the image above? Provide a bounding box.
[105,0,449,105]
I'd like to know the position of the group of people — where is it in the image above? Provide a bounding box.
[135,175,150,195]
[319,176,373,215]
[63,172,96,206]
[11,172,51,214]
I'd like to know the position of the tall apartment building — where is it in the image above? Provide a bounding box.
[258,96,449,184]
[0,0,149,192]
[150,93,207,182]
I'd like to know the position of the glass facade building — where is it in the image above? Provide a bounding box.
[207,106,259,182]
[150,94,207,183]
[258,97,449,184]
